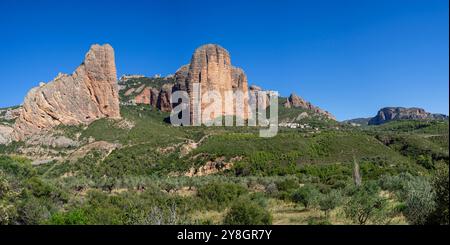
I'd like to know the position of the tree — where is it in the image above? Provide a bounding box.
[318,190,341,217]
[223,199,272,225]
[290,184,318,209]
[344,183,391,225]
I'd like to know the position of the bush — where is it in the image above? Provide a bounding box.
[265,182,279,197]
[197,182,247,209]
[417,155,434,169]
[427,164,449,224]
[16,196,50,225]
[276,178,299,192]
[317,190,342,217]
[290,184,318,209]
[248,192,269,208]
[223,199,272,225]
[378,173,415,193]
[48,209,90,225]
[403,177,436,225]
[343,183,391,225]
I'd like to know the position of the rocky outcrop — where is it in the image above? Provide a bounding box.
[249,85,270,109]
[11,44,120,141]
[134,84,174,112]
[283,93,336,120]
[184,156,240,177]
[1,107,23,121]
[175,44,249,124]
[134,87,159,106]
[368,107,448,125]
[157,84,174,112]
[0,125,13,144]
[173,64,189,92]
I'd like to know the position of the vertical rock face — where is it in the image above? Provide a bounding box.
[157,84,174,112]
[134,84,173,112]
[173,64,189,92]
[135,87,159,106]
[175,44,249,123]
[249,85,270,109]
[284,93,336,120]
[12,44,120,140]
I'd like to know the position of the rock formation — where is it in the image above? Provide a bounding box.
[175,44,249,124]
[0,107,23,121]
[157,84,174,112]
[133,83,174,113]
[283,93,336,120]
[134,87,159,106]
[173,64,189,92]
[0,125,13,145]
[11,44,120,141]
[249,85,270,109]
[368,107,448,125]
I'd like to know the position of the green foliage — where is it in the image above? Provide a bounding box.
[0,155,35,179]
[48,208,89,225]
[417,154,434,169]
[427,163,449,225]
[290,184,319,209]
[375,133,449,166]
[317,190,342,217]
[370,119,448,134]
[402,177,436,225]
[307,216,331,225]
[223,198,272,225]
[1,101,447,225]
[343,183,391,225]
[197,182,247,209]
[0,171,18,224]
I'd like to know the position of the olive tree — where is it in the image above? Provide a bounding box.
[344,183,391,225]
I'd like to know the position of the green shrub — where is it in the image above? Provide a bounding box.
[290,184,319,209]
[16,196,51,225]
[427,163,449,224]
[197,182,247,209]
[223,199,272,225]
[48,209,90,225]
[417,155,434,169]
[403,177,436,225]
[317,190,342,217]
[276,178,299,192]
[343,183,391,225]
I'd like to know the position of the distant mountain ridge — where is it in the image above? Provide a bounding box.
[342,117,372,126]
[344,107,448,126]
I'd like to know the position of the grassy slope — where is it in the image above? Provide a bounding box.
[1,99,448,225]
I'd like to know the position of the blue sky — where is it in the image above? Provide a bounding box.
[0,0,448,120]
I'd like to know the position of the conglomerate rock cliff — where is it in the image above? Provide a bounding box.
[11,44,121,140]
[283,93,336,120]
[175,44,250,124]
[368,107,448,125]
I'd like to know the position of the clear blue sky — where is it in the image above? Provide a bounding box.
[0,0,448,120]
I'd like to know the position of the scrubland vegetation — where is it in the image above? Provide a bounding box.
[1,105,448,225]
